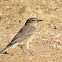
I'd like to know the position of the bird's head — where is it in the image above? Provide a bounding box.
[25,18,43,26]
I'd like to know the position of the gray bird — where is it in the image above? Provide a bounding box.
[0,18,43,55]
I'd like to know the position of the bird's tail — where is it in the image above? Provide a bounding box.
[0,46,9,54]
[0,42,19,54]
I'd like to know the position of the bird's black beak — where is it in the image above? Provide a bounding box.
[37,20,43,22]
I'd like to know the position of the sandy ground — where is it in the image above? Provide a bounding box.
[0,0,62,62]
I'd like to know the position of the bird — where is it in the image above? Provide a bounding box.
[0,18,43,55]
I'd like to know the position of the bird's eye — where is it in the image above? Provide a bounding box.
[32,20,34,21]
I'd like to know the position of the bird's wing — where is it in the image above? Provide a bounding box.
[7,24,36,46]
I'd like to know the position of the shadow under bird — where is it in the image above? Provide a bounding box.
[0,18,43,55]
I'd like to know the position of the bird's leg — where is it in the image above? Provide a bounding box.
[21,47,26,55]
[27,49,33,56]
[26,35,34,56]
[27,42,33,56]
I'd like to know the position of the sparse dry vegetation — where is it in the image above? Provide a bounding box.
[19,6,25,14]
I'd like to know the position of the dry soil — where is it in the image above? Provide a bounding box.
[0,0,62,62]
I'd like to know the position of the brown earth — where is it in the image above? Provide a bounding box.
[0,0,62,62]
